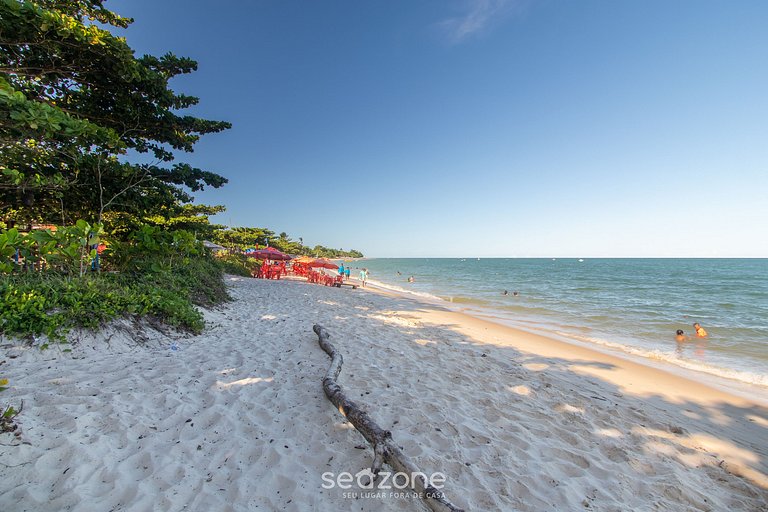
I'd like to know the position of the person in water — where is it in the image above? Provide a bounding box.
[674,329,688,356]
[407,276,414,283]
[693,323,708,337]
[503,290,508,296]
[513,291,519,296]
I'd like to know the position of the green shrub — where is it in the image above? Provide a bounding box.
[1,221,102,276]
[215,252,257,277]
[103,225,202,274]
[0,222,235,341]
[139,256,230,308]
[0,253,230,340]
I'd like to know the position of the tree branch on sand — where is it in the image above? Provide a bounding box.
[312,324,465,512]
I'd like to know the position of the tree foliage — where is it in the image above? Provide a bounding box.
[0,0,230,229]
[213,226,273,249]
[212,226,363,259]
[308,245,364,259]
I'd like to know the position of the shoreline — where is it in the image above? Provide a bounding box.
[360,275,768,403]
[2,276,766,510]
[472,309,768,407]
[360,278,768,407]
[352,278,768,489]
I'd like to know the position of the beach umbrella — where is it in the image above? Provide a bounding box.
[246,247,292,261]
[292,255,315,264]
[308,257,339,270]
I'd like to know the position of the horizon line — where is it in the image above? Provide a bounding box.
[357,256,768,260]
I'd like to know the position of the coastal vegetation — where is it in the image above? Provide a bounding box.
[0,0,362,344]
[213,227,364,259]
[0,0,232,344]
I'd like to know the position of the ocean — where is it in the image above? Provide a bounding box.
[348,258,768,388]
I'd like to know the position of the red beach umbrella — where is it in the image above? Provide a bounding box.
[246,247,292,261]
[308,258,339,270]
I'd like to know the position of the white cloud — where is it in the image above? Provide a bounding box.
[438,0,527,43]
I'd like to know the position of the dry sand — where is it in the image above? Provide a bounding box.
[1,276,767,511]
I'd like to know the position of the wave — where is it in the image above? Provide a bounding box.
[552,331,768,388]
[366,279,446,304]
[440,296,493,306]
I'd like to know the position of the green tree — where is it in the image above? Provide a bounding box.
[309,244,363,259]
[143,204,226,240]
[0,0,230,229]
[213,227,274,249]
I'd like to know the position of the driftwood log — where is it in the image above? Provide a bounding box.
[313,324,465,512]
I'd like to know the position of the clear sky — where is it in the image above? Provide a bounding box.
[107,0,768,258]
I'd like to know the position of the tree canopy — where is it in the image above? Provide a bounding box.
[0,0,230,230]
[0,0,364,259]
[212,226,363,259]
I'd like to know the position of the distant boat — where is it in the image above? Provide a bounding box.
[578,259,584,262]
[552,258,556,261]
[477,257,480,261]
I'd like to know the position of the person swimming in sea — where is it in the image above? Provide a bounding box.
[503,290,508,296]
[693,323,708,337]
[675,329,688,356]
[407,276,414,283]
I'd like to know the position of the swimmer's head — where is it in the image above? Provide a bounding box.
[676,329,684,336]
[693,323,701,329]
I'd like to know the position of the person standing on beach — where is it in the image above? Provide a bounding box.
[359,268,368,287]
[345,267,351,280]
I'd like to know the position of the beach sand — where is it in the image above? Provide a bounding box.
[1,276,767,511]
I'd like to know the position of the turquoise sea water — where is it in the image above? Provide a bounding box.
[350,258,768,387]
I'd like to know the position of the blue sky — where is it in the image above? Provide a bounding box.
[108,0,768,257]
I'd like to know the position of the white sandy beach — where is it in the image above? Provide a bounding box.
[1,276,767,511]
